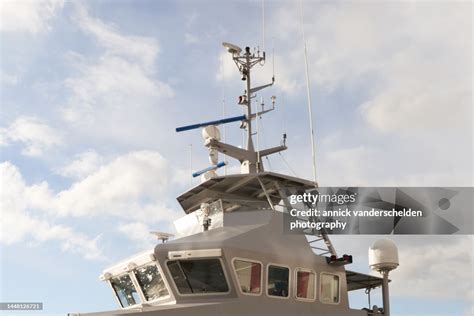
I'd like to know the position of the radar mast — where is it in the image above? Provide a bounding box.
[176,42,287,180]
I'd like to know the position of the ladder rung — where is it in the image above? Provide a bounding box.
[311,246,329,251]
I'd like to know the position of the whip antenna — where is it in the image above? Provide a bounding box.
[300,0,318,186]
[272,36,275,81]
[221,52,228,175]
[262,0,265,51]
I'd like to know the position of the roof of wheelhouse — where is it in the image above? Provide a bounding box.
[176,172,316,214]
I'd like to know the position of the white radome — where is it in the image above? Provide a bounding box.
[202,125,221,141]
[369,239,399,272]
[201,170,218,182]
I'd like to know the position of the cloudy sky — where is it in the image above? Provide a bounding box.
[0,0,472,315]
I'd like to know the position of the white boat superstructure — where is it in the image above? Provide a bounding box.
[73,41,399,316]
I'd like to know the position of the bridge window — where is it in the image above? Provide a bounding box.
[320,273,340,304]
[110,274,140,307]
[233,259,262,295]
[267,265,289,298]
[167,259,229,294]
[134,263,169,301]
[295,269,316,301]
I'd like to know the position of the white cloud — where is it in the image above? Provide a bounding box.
[361,52,471,133]
[0,0,64,33]
[1,150,182,259]
[185,12,199,28]
[54,151,178,221]
[117,222,155,248]
[389,236,473,301]
[60,5,173,146]
[4,150,180,221]
[0,116,62,156]
[268,2,472,187]
[0,162,104,260]
[1,72,20,86]
[56,150,103,179]
[63,55,172,122]
[216,52,236,82]
[272,2,471,133]
[465,306,474,316]
[74,4,158,68]
[316,143,472,187]
[318,146,375,186]
[184,33,199,45]
[0,128,8,146]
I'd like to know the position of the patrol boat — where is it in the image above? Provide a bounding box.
[77,42,400,316]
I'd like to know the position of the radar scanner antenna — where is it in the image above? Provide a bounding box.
[150,231,174,243]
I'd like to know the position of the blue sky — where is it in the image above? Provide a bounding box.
[0,1,472,315]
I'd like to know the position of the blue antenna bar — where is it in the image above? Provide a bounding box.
[176,115,245,132]
[192,161,227,178]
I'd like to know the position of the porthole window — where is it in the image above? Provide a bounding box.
[320,273,340,304]
[267,265,289,298]
[295,269,316,300]
[233,259,262,295]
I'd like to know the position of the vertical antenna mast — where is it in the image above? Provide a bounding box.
[245,47,254,152]
[222,98,227,175]
[262,0,265,51]
[300,1,318,186]
[177,42,286,178]
[221,53,227,175]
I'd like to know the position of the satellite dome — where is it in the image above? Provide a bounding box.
[368,239,399,272]
[201,170,218,182]
[202,125,221,141]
